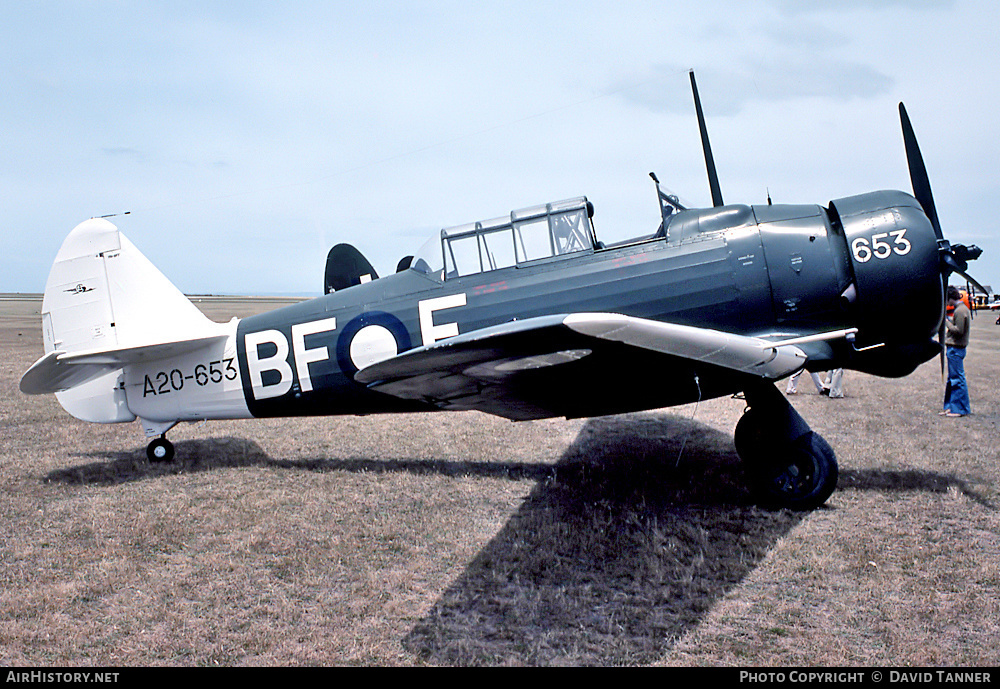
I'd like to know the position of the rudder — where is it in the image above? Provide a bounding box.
[39,218,220,422]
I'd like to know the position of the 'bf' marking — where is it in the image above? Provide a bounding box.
[243,293,467,401]
[245,317,337,400]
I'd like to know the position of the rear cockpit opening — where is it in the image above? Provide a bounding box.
[410,197,598,280]
[324,244,379,294]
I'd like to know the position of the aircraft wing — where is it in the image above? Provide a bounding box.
[20,334,229,395]
[355,313,809,420]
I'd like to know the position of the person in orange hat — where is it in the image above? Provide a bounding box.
[942,286,972,417]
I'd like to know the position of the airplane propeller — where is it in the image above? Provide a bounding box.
[690,71,724,208]
[898,102,985,379]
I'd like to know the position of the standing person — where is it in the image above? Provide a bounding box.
[942,285,972,417]
[821,369,844,398]
[786,368,823,395]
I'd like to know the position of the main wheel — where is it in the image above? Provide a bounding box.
[146,437,175,463]
[734,407,768,464]
[750,432,838,510]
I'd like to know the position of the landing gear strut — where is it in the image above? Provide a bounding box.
[735,383,838,510]
[146,436,175,463]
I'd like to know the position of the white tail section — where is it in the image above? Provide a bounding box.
[29,218,226,422]
[42,218,219,352]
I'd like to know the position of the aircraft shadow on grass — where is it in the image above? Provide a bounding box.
[44,412,992,665]
[400,415,995,665]
[401,412,796,665]
[50,437,560,486]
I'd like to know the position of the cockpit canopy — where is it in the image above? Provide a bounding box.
[411,197,596,279]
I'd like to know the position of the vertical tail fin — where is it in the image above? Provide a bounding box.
[42,217,217,355]
[37,218,220,422]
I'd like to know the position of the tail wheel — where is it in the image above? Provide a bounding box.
[146,437,175,463]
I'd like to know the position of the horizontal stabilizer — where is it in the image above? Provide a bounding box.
[24,217,231,423]
[20,333,229,395]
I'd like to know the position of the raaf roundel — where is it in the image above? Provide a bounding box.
[21,72,985,510]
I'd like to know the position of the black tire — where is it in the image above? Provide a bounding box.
[734,407,770,464]
[751,431,838,510]
[146,437,175,463]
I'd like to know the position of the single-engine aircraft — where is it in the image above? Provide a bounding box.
[21,72,986,510]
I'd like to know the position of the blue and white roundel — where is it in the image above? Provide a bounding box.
[349,324,398,370]
[336,311,411,376]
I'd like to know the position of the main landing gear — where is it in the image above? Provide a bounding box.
[146,436,175,463]
[735,383,839,510]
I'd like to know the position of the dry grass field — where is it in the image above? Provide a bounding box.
[1,295,997,666]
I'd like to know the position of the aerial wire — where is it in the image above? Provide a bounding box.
[674,372,702,468]
[125,68,689,218]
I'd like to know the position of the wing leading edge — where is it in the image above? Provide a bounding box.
[355,313,809,420]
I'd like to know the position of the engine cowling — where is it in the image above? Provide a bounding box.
[829,191,943,345]
[827,190,943,376]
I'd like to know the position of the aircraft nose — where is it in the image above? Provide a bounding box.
[830,191,943,347]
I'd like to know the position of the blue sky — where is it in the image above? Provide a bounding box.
[3,0,998,295]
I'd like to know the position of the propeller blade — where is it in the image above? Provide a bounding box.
[941,251,968,275]
[940,253,989,297]
[939,318,947,382]
[690,70,724,208]
[955,268,989,299]
[899,102,943,240]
